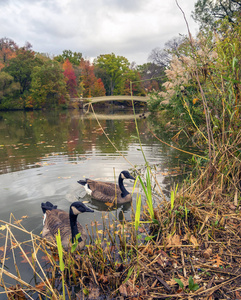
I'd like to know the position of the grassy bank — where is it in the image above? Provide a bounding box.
[0,155,241,299]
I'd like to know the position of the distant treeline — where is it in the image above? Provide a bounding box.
[0,39,165,110]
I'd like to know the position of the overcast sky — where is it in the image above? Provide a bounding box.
[0,0,199,65]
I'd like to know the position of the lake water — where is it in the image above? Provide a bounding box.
[0,106,195,297]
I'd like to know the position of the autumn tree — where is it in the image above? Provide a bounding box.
[3,48,42,96]
[94,53,130,95]
[113,67,146,96]
[0,72,20,109]
[63,59,78,97]
[30,60,68,109]
[79,59,106,97]
[0,37,18,70]
[55,50,82,66]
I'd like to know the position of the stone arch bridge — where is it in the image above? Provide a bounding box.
[70,95,150,109]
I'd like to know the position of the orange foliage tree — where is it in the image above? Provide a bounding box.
[0,38,18,70]
[63,59,78,97]
[79,59,106,97]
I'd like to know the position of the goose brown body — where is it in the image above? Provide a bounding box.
[78,170,135,204]
[41,202,94,251]
[85,180,132,203]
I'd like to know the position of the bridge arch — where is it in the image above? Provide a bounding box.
[82,95,150,108]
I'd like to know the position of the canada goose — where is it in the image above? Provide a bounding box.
[77,170,135,204]
[41,201,94,251]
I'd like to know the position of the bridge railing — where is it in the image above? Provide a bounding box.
[70,95,150,108]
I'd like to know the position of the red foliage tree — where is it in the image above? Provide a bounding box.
[0,38,18,70]
[63,59,78,97]
[79,59,106,97]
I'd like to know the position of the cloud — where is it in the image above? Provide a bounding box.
[0,0,199,64]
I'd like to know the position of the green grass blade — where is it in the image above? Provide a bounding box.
[138,170,154,220]
[71,232,81,253]
[171,184,178,211]
[135,195,142,231]
[56,229,65,272]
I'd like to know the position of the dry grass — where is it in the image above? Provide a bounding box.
[1,166,241,300]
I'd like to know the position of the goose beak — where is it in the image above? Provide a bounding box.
[85,207,94,213]
[129,175,136,181]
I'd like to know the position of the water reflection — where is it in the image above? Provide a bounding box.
[82,112,150,120]
[0,109,152,174]
[83,197,132,222]
[0,107,198,230]
[0,107,201,294]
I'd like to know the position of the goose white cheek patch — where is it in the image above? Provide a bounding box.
[43,213,46,225]
[84,184,92,195]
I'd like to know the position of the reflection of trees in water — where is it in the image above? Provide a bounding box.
[0,109,151,174]
[0,109,201,178]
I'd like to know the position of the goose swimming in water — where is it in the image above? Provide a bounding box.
[41,201,94,251]
[77,170,135,204]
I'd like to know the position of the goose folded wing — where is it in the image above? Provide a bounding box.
[91,190,119,202]
[87,180,120,194]
[45,210,71,239]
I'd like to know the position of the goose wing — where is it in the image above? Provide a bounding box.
[43,209,86,248]
[86,179,121,194]
[91,189,119,202]
[43,209,70,240]
[86,179,122,202]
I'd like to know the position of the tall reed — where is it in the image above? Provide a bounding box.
[56,229,65,300]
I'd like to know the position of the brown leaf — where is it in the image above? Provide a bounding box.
[119,281,140,298]
[21,215,28,219]
[189,235,199,247]
[105,202,114,207]
[138,227,145,233]
[210,254,224,267]
[166,278,179,286]
[203,247,212,259]
[229,204,236,210]
[14,219,23,225]
[156,257,167,268]
[88,283,100,300]
[20,251,31,263]
[119,284,128,297]
[98,273,108,284]
[35,281,46,291]
[8,284,26,300]
[156,249,170,267]
[166,234,182,248]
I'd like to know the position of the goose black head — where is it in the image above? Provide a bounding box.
[70,201,94,215]
[41,201,57,214]
[120,170,135,181]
